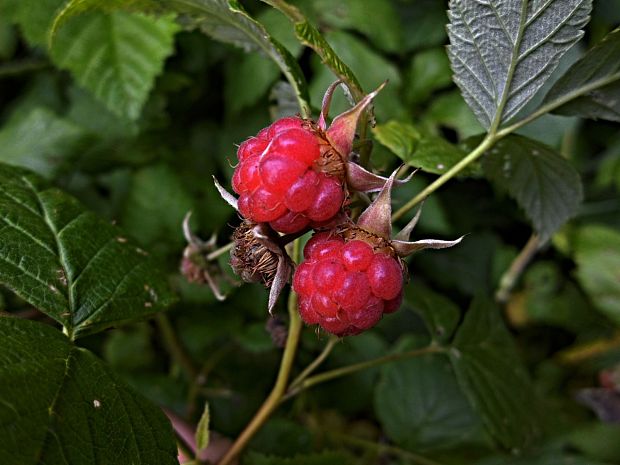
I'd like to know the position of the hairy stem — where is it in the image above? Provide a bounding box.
[217,240,303,465]
[155,313,198,380]
[284,345,445,400]
[495,234,541,303]
[206,242,234,261]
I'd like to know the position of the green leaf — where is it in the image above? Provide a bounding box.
[121,164,194,248]
[375,337,483,451]
[195,402,210,452]
[448,0,592,130]
[398,0,447,51]
[450,297,544,450]
[2,0,65,46]
[244,451,353,465]
[482,135,583,241]
[0,163,176,338]
[0,317,178,465]
[372,120,471,176]
[405,284,461,344]
[425,90,484,140]
[573,225,620,325]
[406,48,453,105]
[225,52,280,114]
[311,0,402,53]
[544,28,620,122]
[0,107,92,179]
[51,10,178,120]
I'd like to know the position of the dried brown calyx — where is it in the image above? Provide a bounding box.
[230,221,294,313]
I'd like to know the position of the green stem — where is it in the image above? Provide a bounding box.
[332,432,444,465]
[217,240,303,465]
[284,345,444,400]
[391,135,495,222]
[206,242,234,261]
[495,233,541,303]
[288,335,339,391]
[0,59,49,78]
[155,313,198,381]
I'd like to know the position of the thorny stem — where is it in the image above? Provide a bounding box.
[283,345,445,400]
[495,234,542,303]
[217,240,303,465]
[155,313,198,381]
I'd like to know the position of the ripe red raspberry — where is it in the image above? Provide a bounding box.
[232,117,345,234]
[293,232,404,336]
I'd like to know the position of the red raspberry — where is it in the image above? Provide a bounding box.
[293,232,405,336]
[232,117,345,234]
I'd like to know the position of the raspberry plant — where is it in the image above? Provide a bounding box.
[1,1,620,465]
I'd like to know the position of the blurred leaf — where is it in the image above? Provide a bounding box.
[309,30,401,120]
[477,451,613,465]
[544,28,620,122]
[397,0,447,51]
[447,0,592,129]
[258,8,302,56]
[244,451,353,465]
[51,11,178,120]
[375,337,482,451]
[235,322,274,353]
[249,418,313,456]
[0,16,17,59]
[0,163,176,338]
[312,0,402,52]
[1,0,64,46]
[196,402,210,452]
[405,284,460,343]
[406,48,452,105]
[0,107,91,178]
[373,120,472,176]
[103,323,155,372]
[225,52,280,114]
[0,317,177,465]
[425,90,484,140]
[122,164,194,249]
[573,225,620,325]
[450,297,544,450]
[482,135,583,241]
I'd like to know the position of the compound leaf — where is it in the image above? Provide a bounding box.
[544,27,620,122]
[447,0,592,130]
[0,317,178,465]
[482,135,582,242]
[0,163,176,338]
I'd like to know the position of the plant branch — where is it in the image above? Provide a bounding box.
[206,241,234,261]
[283,345,445,400]
[155,313,199,381]
[391,135,495,221]
[288,335,339,392]
[495,234,542,303]
[217,240,303,465]
[331,432,444,465]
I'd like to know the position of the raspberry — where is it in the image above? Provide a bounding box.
[293,233,405,336]
[232,117,345,234]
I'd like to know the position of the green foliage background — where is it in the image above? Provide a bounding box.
[1,1,620,464]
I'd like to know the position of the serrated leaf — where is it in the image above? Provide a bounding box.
[544,27,620,122]
[0,163,176,338]
[195,402,210,452]
[573,225,620,325]
[0,107,92,179]
[482,135,583,241]
[450,297,545,450]
[0,317,178,465]
[447,0,592,130]
[50,10,178,120]
[375,338,482,451]
[372,120,474,176]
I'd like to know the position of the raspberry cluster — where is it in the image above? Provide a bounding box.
[293,232,403,336]
[232,117,344,234]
